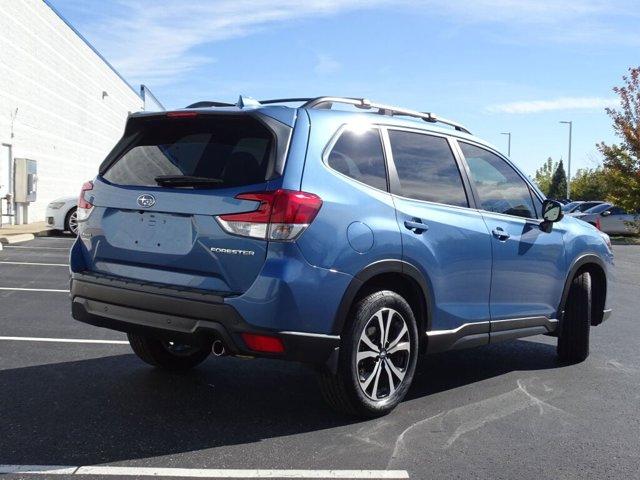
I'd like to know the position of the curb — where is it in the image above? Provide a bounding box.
[0,233,36,245]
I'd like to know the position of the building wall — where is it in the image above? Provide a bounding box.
[0,0,143,224]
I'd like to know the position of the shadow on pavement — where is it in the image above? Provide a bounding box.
[0,339,559,465]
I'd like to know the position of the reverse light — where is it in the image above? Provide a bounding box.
[77,181,94,221]
[216,189,322,241]
[241,333,285,354]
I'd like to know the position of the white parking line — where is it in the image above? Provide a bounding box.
[0,336,128,345]
[0,465,409,478]
[0,287,69,292]
[1,245,70,250]
[0,261,69,266]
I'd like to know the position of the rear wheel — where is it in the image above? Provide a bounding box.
[128,333,211,371]
[557,271,592,363]
[317,290,419,417]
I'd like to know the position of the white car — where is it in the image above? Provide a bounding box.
[45,196,78,235]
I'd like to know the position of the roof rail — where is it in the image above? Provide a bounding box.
[300,97,471,134]
[185,96,471,134]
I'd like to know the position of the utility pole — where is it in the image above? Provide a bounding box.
[559,121,572,199]
[501,132,511,157]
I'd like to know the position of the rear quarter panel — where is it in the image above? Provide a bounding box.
[296,111,402,274]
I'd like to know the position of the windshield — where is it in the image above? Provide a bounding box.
[583,203,612,214]
[562,201,581,212]
[102,115,274,188]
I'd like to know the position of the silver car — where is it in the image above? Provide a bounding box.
[576,203,639,235]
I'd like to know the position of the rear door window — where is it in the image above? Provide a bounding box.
[326,128,388,191]
[388,130,468,207]
[102,115,274,188]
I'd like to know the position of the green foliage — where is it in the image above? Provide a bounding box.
[534,157,557,196]
[570,167,609,201]
[547,159,567,199]
[598,66,640,215]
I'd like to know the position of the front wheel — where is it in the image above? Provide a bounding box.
[318,290,419,417]
[128,333,211,371]
[557,271,592,363]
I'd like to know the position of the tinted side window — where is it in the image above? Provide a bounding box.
[460,142,536,219]
[388,130,468,207]
[327,128,387,191]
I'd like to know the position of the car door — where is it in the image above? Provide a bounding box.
[457,141,566,323]
[385,128,493,341]
[600,206,633,234]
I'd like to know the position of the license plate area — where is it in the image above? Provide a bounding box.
[103,210,193,254]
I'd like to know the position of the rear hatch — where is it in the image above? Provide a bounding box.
[82,111,291,295]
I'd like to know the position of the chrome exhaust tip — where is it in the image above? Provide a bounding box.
[212,339,226,356]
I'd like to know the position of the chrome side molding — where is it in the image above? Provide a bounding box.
[426,316,558,354]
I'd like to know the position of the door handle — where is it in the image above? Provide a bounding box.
[492,227,510,241]
[404,218,429,234]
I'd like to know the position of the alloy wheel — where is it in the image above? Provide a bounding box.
[356,307,411,401]
[68,210,79,235]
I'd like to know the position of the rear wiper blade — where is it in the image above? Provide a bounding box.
[154,175,223,188]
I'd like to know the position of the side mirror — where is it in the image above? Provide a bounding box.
[540,199,563,233]
[601,210,611,217]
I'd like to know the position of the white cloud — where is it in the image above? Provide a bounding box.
[487,96,617,114]
[314,54,341,75]
[64,0,640,86]
[80,0,388,85]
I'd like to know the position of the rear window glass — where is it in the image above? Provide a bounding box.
[327,128,388,191]
[102,116,274,188]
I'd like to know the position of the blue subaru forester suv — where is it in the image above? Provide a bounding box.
[70,96,614,417]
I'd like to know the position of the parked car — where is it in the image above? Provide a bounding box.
[45,196,78,235]
[69,96,614,417]
[566,200,605,216]
[576,203,638,235]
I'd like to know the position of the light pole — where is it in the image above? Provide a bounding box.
[560,121,572,199]
[501,132,511,157]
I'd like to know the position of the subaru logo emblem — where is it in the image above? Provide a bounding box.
[137,194,156,208]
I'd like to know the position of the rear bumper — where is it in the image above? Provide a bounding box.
[70,272,339,365]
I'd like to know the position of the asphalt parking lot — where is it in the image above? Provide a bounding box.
[0,236,639,480]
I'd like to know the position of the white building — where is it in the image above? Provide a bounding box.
[0,0,158,225]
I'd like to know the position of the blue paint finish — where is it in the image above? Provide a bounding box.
[347,222,374,253]
[75,102,615,342]
[226,242,353,333]
[480,211,566,320]
[393,199,492,330]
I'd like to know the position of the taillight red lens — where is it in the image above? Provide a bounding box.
[78,181,93,210]
[595,217,601,230]
[216,189,322,241]
[241,333,285,354]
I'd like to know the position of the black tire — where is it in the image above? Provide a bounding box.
[317,290,419,417]
[128,333,211,371]
[64,207,78,236]
[557,271,592,363]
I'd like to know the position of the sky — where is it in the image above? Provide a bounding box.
[49,0,639,176]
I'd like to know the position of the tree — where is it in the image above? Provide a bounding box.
[598,67,640,225]
[534,157,557,196]
[570,167,609,201]
[547,159,568,199]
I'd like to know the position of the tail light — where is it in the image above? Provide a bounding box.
[595,217,601,230]
[216,189,322,241]
[77,181,94,221]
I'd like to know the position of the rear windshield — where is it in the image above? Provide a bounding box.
[102,115,274,188]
